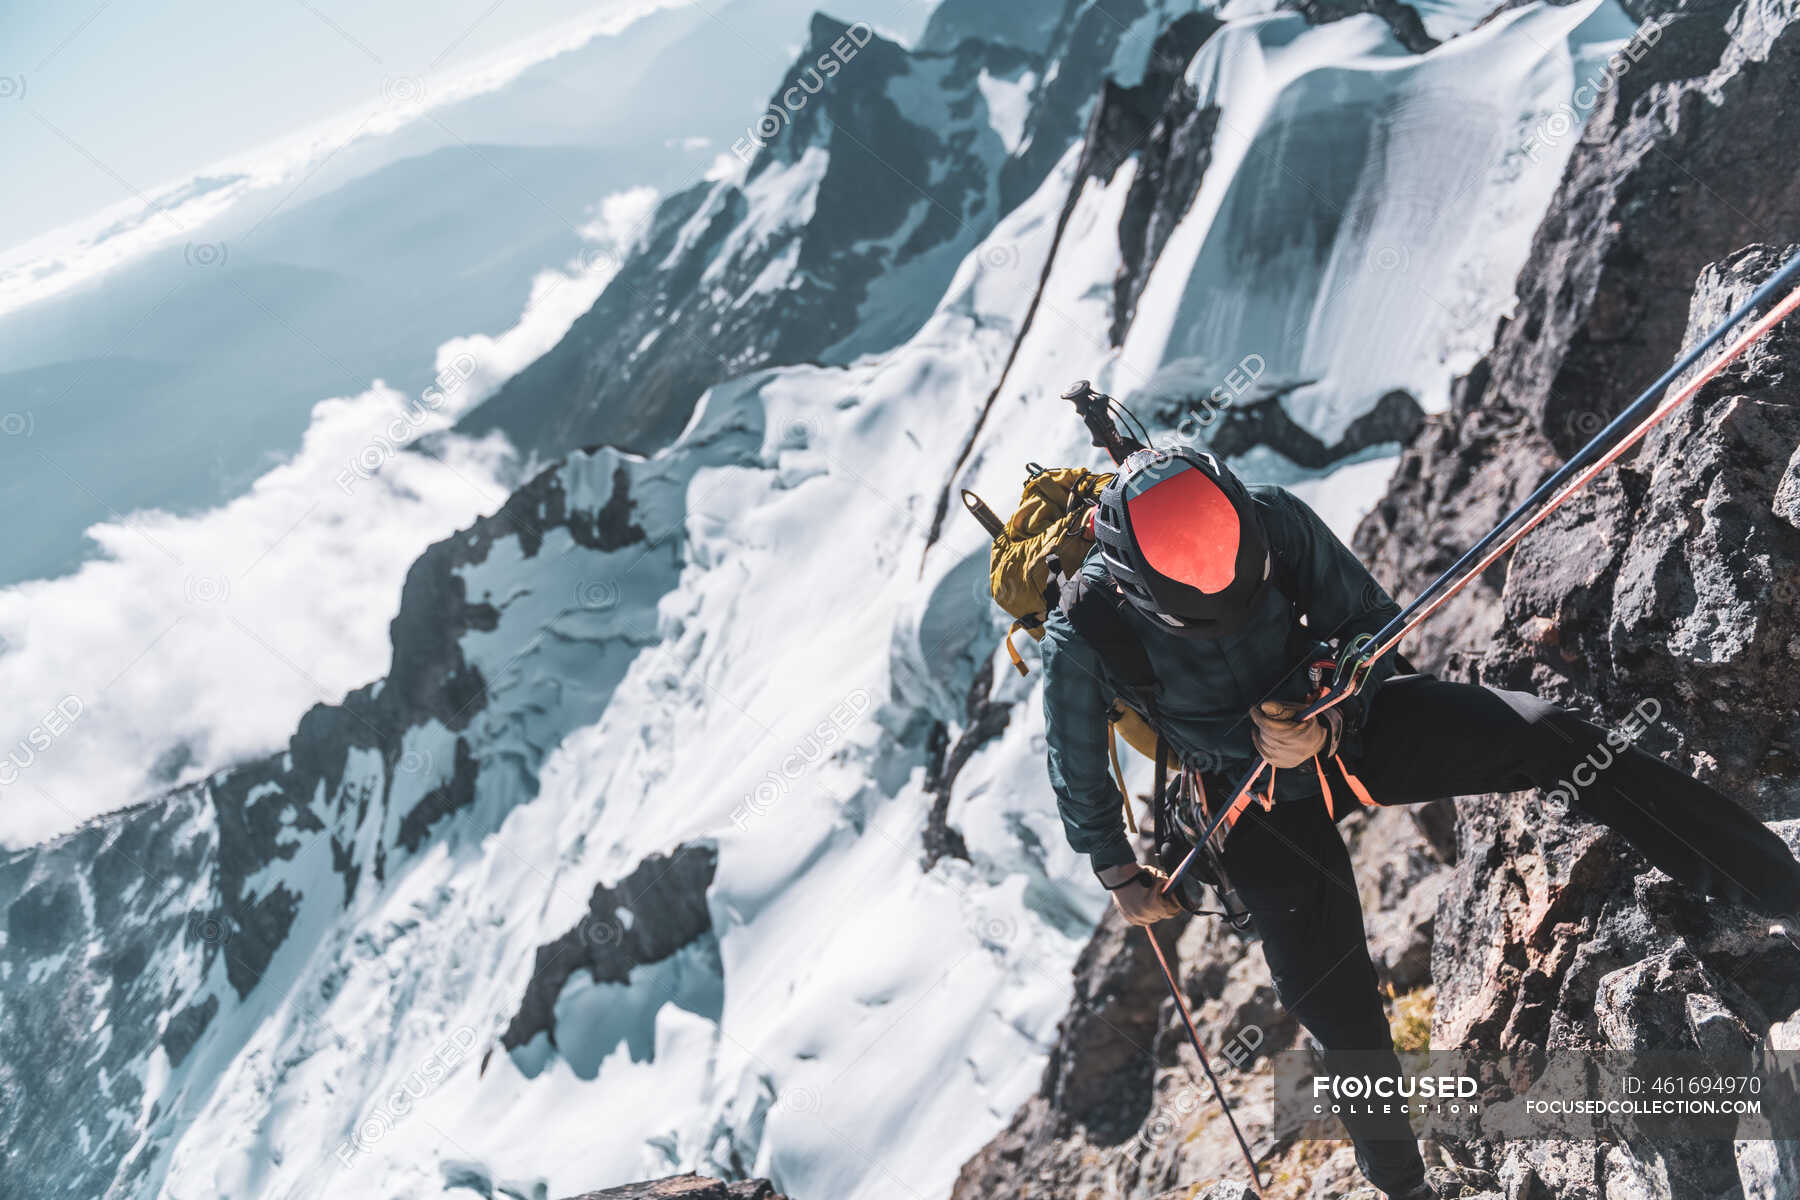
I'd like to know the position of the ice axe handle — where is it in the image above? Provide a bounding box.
[1061,379,1145,465]
[960,489,1007,539]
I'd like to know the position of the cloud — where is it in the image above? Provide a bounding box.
[436,186,658,403]
[0,191,653,847]
[0,0,678,318]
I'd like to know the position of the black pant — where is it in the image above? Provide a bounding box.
[1217,674,1800,1195]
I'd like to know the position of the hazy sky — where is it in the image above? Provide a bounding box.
[0,0,639,250]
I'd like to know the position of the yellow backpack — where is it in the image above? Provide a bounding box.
[964,466,1158,827]
[981,467,1109,657]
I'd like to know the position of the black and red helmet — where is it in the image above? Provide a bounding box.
[1093,447,1271,638]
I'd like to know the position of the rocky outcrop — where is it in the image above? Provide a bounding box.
[918,0,1069,56]
[501,844,719,1054]
[562,1175,786,1200]
[1290,0,1437,52]
[1171,386,1427,469]
[1109,41,1224,345]
[1411,242,1800,1200]
[1346,41,1800,1199]
[999,1,1227,214]
[921,656,1007,868]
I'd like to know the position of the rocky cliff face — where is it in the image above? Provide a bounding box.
[1394,243,1800,1200]
[1355,0,1800,667]
[1349,15,1800,1191]
[501,843,720,1063]
[953,2,1800,1198]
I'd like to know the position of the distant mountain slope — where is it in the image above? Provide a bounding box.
[456,14,1049,461]
[0,0,938,588]
[0,140,619,586]
[455,1,1223,463]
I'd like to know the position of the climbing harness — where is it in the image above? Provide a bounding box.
[1149,749,1252,927]
[1165,248,1800,893]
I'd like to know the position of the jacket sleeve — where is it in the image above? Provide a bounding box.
[1039,621,1138,873]
[1259,486,1404,733]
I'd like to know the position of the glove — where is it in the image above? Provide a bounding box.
[1249,699,1342,769]
[1096,862,1183,926]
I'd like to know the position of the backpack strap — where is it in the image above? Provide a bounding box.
[1152,733,1170,818]
[1057,567,1159,712]
[1106,722,1138,833]
[1266,543,1307,637]
[1061,542,1306,713]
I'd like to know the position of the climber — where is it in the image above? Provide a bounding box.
[1040,446,1800,1200]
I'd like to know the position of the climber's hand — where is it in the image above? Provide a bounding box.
[1249,700,1340,769]
[1097,862,1183,926]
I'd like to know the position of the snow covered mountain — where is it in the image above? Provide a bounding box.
[1,1,1651,1197]
[453,1,1227,462]
[0,0,940,588]
[456,12,1048,460]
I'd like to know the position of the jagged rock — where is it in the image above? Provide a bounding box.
[1424,1163,1503,1198]
[921,657,1007,867]
[1103,11,1228,342]
[1153,1182,1260,1200]
[1594,945,1755,1056]
[501,843,719,1055]
[1288,0,1438,53]
[159,994,218,1068]
[919,0,1068,55]
[1398,236,1800,1198]
[999,1,1228,213]
[1199,387,1429,475]
[1348,806,1452,993]
[561,1174,786,1200]
[1302,1145,1371,1197]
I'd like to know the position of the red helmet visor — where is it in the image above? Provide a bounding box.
[1125,468,1241,595]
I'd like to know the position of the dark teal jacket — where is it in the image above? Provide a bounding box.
[1041,484,1402,870]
